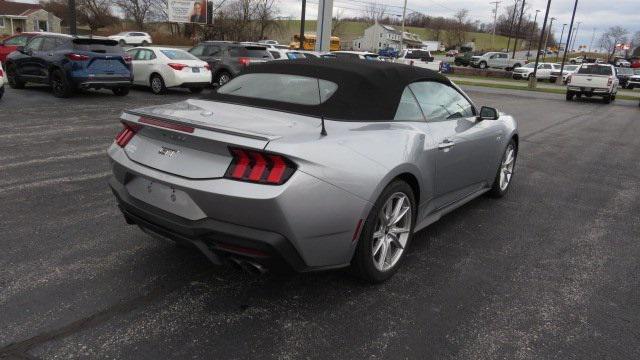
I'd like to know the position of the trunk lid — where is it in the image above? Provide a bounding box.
[121,99,321,179]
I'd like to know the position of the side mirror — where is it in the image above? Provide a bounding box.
[478,106,499,121]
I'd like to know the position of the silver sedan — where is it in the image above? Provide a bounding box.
[108,60,518,282]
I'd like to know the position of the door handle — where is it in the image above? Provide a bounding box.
[438,140,456,150]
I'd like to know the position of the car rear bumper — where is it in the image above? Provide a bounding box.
[107,144,371,271]
[567,86,611,94]
[72,76,132,88]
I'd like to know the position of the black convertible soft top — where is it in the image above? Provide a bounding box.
[211,59,452,121]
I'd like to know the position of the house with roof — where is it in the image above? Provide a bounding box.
[0,0,61,37]
[352,22,423,52]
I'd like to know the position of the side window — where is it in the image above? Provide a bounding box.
[4,35,29,46]
[394,87,425,121]
[135,49,155,60]
[127,49,139,59]
[206,45,220,56]
[40,37,57,52]
[25,37,44,51]
[189,45,204,56]
[409,82,475,122]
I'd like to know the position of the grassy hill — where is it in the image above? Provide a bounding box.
[269,20,523,51]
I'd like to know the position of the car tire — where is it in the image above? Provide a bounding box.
[189,87,204,94]
[566,91,574,101]
[489,139,517,198]
[603,95,611,104]
[0,86,4,99]
[50,69,73,98]
[352,179,416,283]
[6,64,25,89]
[112,86,130,96]
[142,40,149,46]
[479,61,487,69]
[214,70,232,87]
[150,74,166,95]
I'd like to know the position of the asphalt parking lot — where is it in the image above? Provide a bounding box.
[1,84,639,359]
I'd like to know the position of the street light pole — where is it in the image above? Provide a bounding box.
[558,23,567,58]
[512,0,526,58]
[68,0,77,35]
[400,0,407,54]
[570,21,582,53]
[542,17,555,60]
[299,0,306,50]
[557,0,578,85]
[527,9,541,58]
[529,0,552,89]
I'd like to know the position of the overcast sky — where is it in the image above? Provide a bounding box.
[279,0,640,49]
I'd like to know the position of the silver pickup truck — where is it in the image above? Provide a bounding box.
[470,52,527,71]
[566,63,619,103]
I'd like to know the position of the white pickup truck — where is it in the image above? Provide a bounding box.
[470,52,527,71]
[566,63,619,103]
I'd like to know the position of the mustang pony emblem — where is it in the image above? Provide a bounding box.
[158,147,179,157]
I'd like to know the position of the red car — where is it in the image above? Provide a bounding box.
[631,58,640,69]
[0,33,40,62]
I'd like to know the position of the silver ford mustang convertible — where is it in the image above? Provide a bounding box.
[108,59,518,282]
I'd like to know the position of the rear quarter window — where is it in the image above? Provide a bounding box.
[160,49,198,60]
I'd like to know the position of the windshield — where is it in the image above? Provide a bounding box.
[160,49,198,60]
[522,63,535,68]
[217,73,338,105]
[577,65,612,75]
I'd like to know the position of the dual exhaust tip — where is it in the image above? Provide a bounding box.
[228,257,267,276]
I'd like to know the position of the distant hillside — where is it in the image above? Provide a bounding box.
[268,20,527,51]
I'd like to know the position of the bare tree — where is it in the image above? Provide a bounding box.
[114,0,155,30]
[447,9,469,47]
[332,9,346,35]
[254,0,279,40]
[599,26,629,61]
[77,0,116,33]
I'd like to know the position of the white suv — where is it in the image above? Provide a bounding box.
[108,32,153,46]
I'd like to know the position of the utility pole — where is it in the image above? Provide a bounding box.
[68,0,77,35]
[542,17,555,60]
[527,9,541,58]
[511,0,526,58]
[505,0,519,51]
[490,1,501,49]
[315,0,334,52]
[558,23,566,57]
[529,0,551,89]
[299,0,306,50]
[399,0,407,54]
[588,27,596,52]
[557,0,578,85]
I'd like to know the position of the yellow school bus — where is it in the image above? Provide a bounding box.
[290,34,340,51]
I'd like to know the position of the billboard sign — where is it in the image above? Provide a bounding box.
[168,0,207,24]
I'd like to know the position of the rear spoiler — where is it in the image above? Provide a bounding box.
[72,38,118,46]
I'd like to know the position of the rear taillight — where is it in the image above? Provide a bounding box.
[607,77,613,86]
[225,148,296,185]
[239,57,250,66]
[567,75,572,84]
[204,64,211,71]
[123,55,132,64]
[115,122,141,148]
[168,63,188,71]
[66,53,90,61]
[0,69,3,77]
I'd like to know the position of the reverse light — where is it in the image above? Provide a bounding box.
[115,122,142,148]
[225,148,296,185]
[168,63,188,71]
[66,53,90,61]
[123,55,132,64]
[239,57,250,67]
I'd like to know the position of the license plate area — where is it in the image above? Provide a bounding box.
[126,177,206,220]
[192,67,200,73]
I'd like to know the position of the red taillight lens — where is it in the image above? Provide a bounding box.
[123,55,132,64]
[0,69,3,77]
[204,64,211,71]
[115,122,141,148]
[66,53,90,61]
[225,148,296,185]
[168,63,188,71]
[239,57,250,66]
[607,77,613,86]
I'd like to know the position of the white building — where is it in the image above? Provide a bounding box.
[352,22,423,52]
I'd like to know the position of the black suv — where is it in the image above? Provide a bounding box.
[5,34,132,98]
[188,41,272,86]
